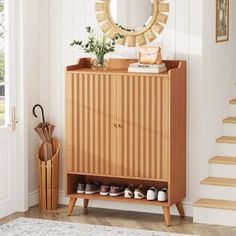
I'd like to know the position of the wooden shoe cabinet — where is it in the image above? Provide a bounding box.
[65,58,186,226]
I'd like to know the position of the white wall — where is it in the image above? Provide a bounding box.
[201,0,236,179]
[27,0,236,216]
[24,0,41,194]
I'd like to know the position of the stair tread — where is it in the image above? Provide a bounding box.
[209,156,236,165]
[216,136,236,144]
[201,177,236,187]
[229,99,236,104]
[223,117,236,124]
[194,198,236,211]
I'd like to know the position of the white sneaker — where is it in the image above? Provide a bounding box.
[157,188,168,202]
[146,187,158,201]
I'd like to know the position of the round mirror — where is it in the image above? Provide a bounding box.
[110,0,153,31]
[95,0,169,47]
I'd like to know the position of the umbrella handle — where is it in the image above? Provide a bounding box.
[33,104,45,124]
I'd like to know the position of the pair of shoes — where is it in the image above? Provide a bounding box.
[100,185,125,197]
[124,185,147,199]
[77,182,100,195]
[147,187,168,202]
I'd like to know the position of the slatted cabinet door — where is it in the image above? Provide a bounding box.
[116,75,170,180]
[65,73,117,176]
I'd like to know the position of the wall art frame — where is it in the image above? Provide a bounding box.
[216,0,229,43]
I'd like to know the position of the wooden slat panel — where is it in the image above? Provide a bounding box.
[47,160,52,210]
[150,77,155,179]
[84,74,89,173]
[41,162,47,210]
[67,73,116,176]
[162,78,170,180]
[89,74,94,173]
[134,76,139,177]
[73,75,78,172]
[118,75,171,180]
[65,74,73,172]
[38,159,43,209]
[156,78,162,179]
[99,75,105,174]
[139,77,145,178]
[78,74,84,172]
[145,77,150,178]
[128,76,134,177]
[94,75,99,174]
[117,75,122,176]
[105,75,110,175]
[110,75,117,176]
[119,75,128,176]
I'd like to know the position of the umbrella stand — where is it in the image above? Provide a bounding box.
[33,104,60,211]
[37,138,60,211]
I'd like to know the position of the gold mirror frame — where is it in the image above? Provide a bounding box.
[95,0,169,47]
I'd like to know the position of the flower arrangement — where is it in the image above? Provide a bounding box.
[71,27,123,70]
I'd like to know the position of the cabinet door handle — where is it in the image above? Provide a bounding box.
[118,124,122,128]
[114,124,117,128]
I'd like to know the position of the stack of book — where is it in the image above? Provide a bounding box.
[128,63,167,74]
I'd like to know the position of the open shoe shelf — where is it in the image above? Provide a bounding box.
[67,192,169,207]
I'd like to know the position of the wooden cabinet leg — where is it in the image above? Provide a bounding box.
[83,199,89,209]
[162,206,171,226]
[176,202,185,217]
[67,197,77,216]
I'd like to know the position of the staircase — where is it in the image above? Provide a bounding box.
[193,97,236,226]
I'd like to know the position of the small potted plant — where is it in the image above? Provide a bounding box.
[71,27,123,70]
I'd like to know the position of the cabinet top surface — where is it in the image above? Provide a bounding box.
[67,68,169,77]
[66,58,186,78]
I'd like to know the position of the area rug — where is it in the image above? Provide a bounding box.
[0,217,193,236]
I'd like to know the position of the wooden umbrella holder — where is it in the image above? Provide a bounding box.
[37,138,60,211]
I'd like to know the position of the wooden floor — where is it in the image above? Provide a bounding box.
[1,205,236,236]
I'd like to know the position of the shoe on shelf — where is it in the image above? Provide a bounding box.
[157,188,168,202]
[124,184,135,198]
[100,185,110,196]
[77,182,86,194]
[85,182,100,195]
[109,186,125,197]
[146,187,158,201]
[134,185,147,199]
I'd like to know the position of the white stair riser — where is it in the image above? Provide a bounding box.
[209,164,236,178]
[227,105,236,117]
[216,143,236,156]
[193,207,236,227]
[201,185,236,201]
[221,123,236,136]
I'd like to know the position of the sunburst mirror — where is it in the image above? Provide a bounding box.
[95,0,169,47]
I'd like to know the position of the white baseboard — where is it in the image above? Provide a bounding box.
[28,191,39,207]
[28,190,193,217]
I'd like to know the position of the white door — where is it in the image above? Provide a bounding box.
[0,0,18,218]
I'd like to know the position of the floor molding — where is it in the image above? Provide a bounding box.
[28,190,193,217]
[28,191,39,208]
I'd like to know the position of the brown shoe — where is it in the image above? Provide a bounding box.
[134,185,147,199]
[109,186,125,197]
[85,182,100,195]
[100,185,110,196]
[124,184,135,198]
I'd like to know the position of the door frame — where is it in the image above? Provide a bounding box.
[14,0,28,212]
